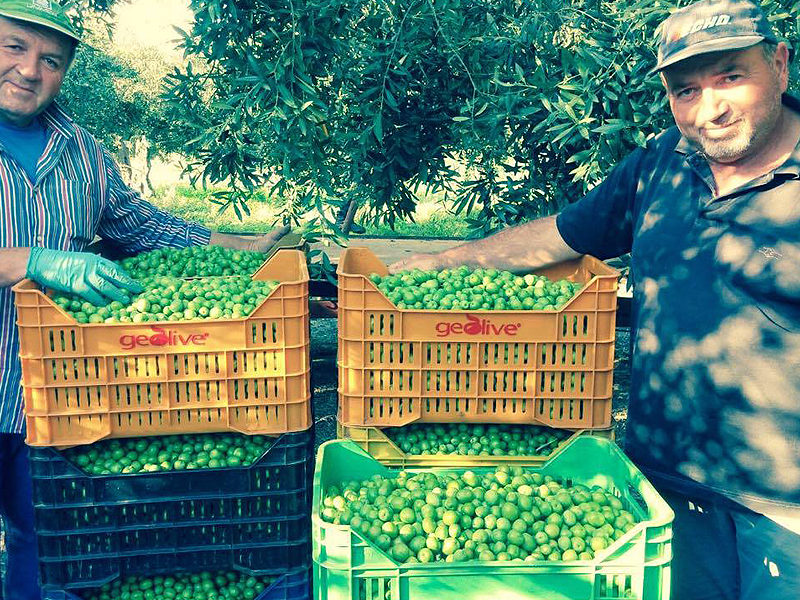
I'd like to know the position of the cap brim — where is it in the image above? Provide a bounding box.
[648,35,767,76]
[0,9,81,43]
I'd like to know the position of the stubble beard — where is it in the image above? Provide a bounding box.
[696,90,783,164]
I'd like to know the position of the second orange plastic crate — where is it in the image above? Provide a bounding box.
[337,248,619,430]
[14,249,311,447]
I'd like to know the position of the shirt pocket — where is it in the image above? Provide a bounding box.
[36,179,100,250]
[700,188,800,324]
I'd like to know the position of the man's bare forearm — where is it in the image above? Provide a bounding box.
[0,248,32,287]
[209,232,254,250]
[209,225,291,253]
[391,215,580,272]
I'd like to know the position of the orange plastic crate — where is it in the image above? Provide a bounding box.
[14,250,311,447]
[337,420,615,468]
[337,248,618,429]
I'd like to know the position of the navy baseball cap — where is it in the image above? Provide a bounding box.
[651,0,779,75]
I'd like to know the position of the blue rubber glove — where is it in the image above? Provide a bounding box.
[26,247,143,306]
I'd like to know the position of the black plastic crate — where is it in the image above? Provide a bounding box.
[37,513,308,558]
[30,432,312,506]
[29,429,313,590]
[259,567,310,600]
[43,566,311,600]
[38,543,312,593]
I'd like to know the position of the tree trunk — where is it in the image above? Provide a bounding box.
[145,147,155,196]
[115,141,133,186]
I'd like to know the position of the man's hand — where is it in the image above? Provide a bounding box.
[310,300,337,318]
[389,216,580,274]
[388,252,452,273]
[209,225,292,253]
[26,248,143,305]
[245,225,292,253]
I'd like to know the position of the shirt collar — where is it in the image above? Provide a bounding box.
[39,101,77,140]
[674,132,695,156]
[673,93,800,178]
[774,94,800,177]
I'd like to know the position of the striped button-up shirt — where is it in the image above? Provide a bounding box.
[0,103,211,433]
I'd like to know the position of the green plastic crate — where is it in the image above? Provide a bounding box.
[312,437,673,600]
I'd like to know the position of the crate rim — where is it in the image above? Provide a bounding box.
[337,246,619,315]
[34,485,310,510]
[37,537,312,564]
[337,246,620,277]
[32,429,312,479]
[336,421,615,466]
[13,248,309,329]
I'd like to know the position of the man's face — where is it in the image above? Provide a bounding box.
[662,44,789,164]
[0,16,72,127]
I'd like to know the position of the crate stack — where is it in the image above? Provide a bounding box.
[12,248,314,600]
[326,247,673,599]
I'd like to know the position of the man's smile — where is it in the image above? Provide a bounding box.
[1,79,36,95]
[700,119,742,138]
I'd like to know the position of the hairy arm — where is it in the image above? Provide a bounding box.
[0,248,31,287]
[209,226,291,253]
[390,215,580,273]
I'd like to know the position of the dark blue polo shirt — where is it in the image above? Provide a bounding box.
[557,94,800,515]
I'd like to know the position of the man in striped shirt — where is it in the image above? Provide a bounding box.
[0,3,290,598]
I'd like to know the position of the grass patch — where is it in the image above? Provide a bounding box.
[361,211,472,238]
[148,184,474,238]
[149,185,283,233]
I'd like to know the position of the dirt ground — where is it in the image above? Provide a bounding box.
[315,237,462,266]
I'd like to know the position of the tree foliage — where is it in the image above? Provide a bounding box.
[60,0,118,38]
[57,1,157,152]
[58,2,198,191]
[164,0,800,235]
[59,37,147,151]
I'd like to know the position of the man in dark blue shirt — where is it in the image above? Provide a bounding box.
[392,0,799,597]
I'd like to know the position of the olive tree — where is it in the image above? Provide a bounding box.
[163,0,800,236]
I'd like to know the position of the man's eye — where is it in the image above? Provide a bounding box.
[675,88,695,99]
[724,74,741,83]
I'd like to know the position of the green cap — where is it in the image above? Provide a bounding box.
[0,0,81,43]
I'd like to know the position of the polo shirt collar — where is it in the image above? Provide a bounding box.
[674,132,695,156]
[774,94,800,176]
